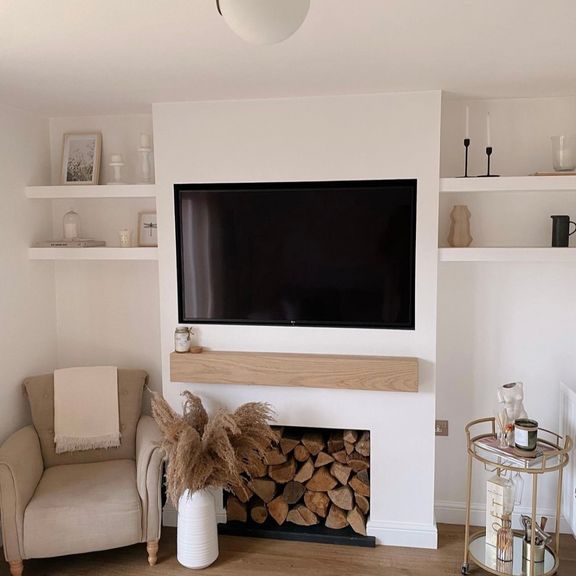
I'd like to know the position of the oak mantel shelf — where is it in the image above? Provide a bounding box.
[170,350,419,392]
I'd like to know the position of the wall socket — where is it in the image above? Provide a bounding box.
[435,420,449,436]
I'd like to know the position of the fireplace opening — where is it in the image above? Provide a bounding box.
[219,426,374,547]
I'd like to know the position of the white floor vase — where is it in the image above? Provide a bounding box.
[177,489,219,569]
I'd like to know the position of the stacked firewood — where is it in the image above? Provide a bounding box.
[226,427,370,536]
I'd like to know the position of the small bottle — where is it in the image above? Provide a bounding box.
[174,327,191,353]
[497,515,514,563]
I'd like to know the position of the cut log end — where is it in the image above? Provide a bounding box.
[306,467,338,492]
[325,504,348,530]
[226,496,247,523]
[347,506,367,536]
[287,505,319,526]
[268,495,289,525]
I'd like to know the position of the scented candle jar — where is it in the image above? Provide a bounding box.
[174,327,191,353]
[515,419,538,451]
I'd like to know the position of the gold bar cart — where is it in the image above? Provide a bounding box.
[462,417,572,576]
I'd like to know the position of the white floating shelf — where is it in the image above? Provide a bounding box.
[440,175,576,193]
[439,247,576,262]
[26,184,157,199]
[29,247,159,261]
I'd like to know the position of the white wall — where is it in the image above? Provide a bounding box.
[46,115,162,394]
[436,96,576,530]
[0,103,57,442]
[153,92,442,547]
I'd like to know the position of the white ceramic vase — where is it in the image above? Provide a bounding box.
[177,489,219,569]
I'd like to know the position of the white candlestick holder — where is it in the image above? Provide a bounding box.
[138,147,153,183]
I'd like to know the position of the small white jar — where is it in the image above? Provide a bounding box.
[174,327,191,353]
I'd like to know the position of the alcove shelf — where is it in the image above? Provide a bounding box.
[28,247,159,260]
[25,184,157,199]
[170,350,419,392]
[440,175,576,194]
[439,247,576,262]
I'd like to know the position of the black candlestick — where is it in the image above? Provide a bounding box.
[461,138,470,177]
[479,146,500,177]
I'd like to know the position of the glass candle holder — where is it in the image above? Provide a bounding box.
[63,209,80,239]
[551,135,576,171]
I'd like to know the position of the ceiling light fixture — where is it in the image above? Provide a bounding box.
[216,0,310,45]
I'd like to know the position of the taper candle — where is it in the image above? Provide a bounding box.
[465,106,470,139]
[486,113,492,147]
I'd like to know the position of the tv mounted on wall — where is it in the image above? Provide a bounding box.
[175,180,417,329]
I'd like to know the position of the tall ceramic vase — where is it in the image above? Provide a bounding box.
[448,205,473,247]
[177,489,219,569]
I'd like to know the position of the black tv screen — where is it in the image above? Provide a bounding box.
[175,180,416,329]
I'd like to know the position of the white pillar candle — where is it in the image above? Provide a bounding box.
[110,153,124,164]
[140,133,152,149]
[64,222,78,239]
[465,106,470,139]
[486,113,492,147]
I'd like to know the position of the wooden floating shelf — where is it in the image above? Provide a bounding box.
[28,247,159,260]
[440,175,576,194]
[170,350,419,392]
[25,184,157,199]
[439,247,576,262]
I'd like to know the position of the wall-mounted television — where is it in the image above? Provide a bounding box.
[175,180,416,329]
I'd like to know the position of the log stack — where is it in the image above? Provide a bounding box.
[227,427,370,536]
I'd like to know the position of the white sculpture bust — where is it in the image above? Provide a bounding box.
[497,382,528,422]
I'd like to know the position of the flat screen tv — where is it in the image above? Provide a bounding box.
[175,180,416,329]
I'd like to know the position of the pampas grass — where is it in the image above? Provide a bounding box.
[152,391,275,505]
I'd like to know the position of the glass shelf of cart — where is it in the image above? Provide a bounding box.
[468,531,557,576]
[465,418,571,474]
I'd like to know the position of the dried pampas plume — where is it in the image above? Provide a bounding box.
[152,391,276,505]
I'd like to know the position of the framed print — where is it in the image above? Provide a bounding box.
[61,133,102,185]
[138,212,158,247]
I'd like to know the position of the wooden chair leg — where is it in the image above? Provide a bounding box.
[147,541,159,566]
[9,560,23,576]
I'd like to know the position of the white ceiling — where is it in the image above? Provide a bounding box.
[2,0,576,117]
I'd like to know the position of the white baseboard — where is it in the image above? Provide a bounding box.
[366,520,438,549]
[163,502,437,549]
[435,500,572,534]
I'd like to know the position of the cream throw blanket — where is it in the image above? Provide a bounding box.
[54,366,120,454]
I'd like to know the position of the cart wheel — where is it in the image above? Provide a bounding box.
[461,563,470,575]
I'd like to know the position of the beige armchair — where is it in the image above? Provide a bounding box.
[0,369,165,576]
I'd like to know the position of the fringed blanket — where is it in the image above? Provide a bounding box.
[54,366,120,454]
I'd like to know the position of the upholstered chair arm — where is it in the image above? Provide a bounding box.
[136,415,165,542]
[0,426,44,562]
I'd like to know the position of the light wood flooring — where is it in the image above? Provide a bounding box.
[2,525,575,576]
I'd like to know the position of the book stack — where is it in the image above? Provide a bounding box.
[33,239,106,248]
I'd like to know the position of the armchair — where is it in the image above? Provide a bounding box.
[0,369,165,576]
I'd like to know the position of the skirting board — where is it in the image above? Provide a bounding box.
[163,505,437,549]
[435,500,572,534]
[366,520,438,549]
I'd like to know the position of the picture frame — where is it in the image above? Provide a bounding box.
[61,133,102,185]
[138,212,158,247]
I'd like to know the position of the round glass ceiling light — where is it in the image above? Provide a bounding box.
[217,0,310,45]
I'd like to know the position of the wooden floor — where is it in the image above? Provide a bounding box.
[2,525,575,576]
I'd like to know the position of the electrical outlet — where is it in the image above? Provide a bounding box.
[435,420,449,436]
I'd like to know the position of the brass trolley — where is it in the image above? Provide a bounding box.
[462,417,572,576]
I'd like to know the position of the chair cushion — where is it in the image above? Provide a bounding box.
[23,460,142,559]
[24,369,146,468]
